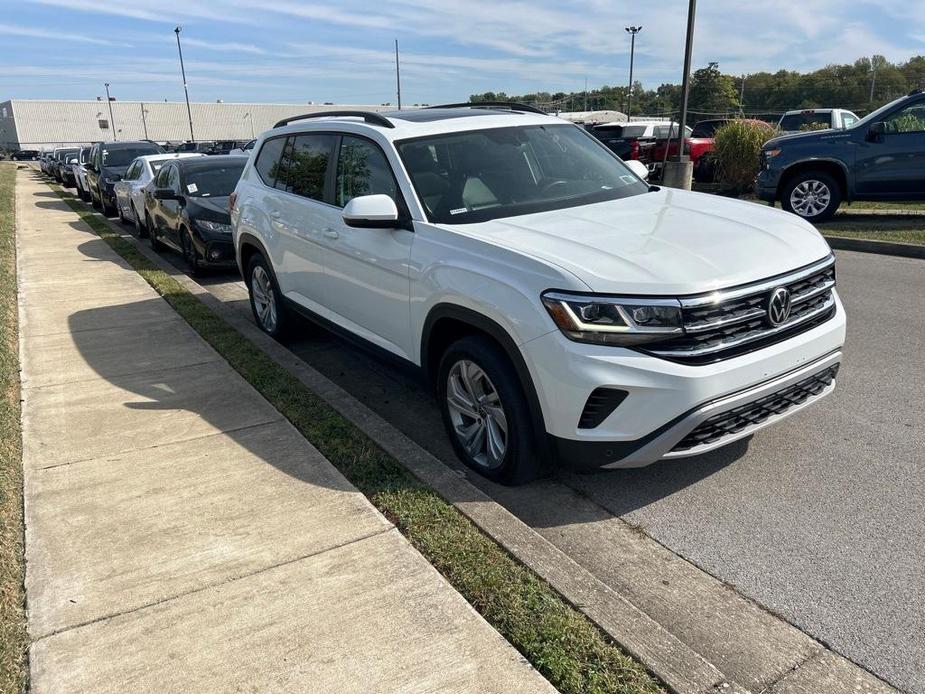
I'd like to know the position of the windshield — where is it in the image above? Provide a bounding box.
[849,96,908,130]
[103,146,161,167]
[397,124,648,224]
[182,164,245,198]
[57,149,78,161]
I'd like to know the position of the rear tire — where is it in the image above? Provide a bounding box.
[437,335,540,485]
[246,253,290,339]
[781,170,841,223]
[91,185,101,210]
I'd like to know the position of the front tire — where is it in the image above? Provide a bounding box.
[437,336,540,485]
[148,215,165,251]
[132,204,146,237]
[781,171,841,223]
[181,228,202,276]
[91,185,102,210]
[246,253,289,338]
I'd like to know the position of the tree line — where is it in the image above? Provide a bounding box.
[470,55,925,119]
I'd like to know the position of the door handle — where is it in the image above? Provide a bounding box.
[323,228,339,240]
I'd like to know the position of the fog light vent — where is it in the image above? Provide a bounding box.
[578,388,628,429]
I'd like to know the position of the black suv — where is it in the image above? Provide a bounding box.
[86,140,164,215]
[757,90,925,222]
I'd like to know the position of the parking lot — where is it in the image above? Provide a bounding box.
[64,172,923,692]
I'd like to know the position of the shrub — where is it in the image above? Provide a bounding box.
[713,120,777,191]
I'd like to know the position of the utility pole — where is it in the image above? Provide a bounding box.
[584,76,588,112]
[140,102,149,139]
[739,74,746,113]
[174,26,195,141]
[104,83,116,140]
[395,39,402,110]
[624,26,642,118]
[869,56,877,104]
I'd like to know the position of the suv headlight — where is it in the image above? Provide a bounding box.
[541,291,683,345]
[196,219,232,234]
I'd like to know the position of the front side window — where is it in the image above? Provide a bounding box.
[883,102,925,133]
[335,136,398,207]
[124,160,141,180]
[397,124,648,224]
[182,164,246,198]
[279,134,336,201]
[155,165,170,189]
[166,166,181,192]
[841,113,858,128]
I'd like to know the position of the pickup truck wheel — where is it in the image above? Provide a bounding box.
[247,253,290,338]
[438,336,539,485]
[782,171,841,223]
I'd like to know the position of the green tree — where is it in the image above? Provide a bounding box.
[687,62,740,114]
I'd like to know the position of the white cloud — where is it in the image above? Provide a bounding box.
[0,21,129,45]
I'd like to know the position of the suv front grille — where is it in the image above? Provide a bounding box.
[672,363,839,452]
[643,257,836,364]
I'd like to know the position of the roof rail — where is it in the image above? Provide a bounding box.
[424,101,547,115]
[273,111,395,129]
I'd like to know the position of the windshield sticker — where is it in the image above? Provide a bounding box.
[619,175,636,185]
[449,207,468,215]
[186,183,198,193]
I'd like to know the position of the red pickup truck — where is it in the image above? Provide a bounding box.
[649,118,774,182]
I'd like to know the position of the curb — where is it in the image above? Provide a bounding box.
[825,235,925,260]
[49,177,899,694]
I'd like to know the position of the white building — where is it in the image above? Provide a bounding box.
[0,99,393,150]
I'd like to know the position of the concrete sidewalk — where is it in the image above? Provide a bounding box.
[16,170,554,692]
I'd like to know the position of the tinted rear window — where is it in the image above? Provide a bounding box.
[102,145,162,167]
[780,113,831,130]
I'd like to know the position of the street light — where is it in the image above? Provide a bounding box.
[624,26,642,119]
[141,103,150,140]
[244,112,254,138]
[104,83,116,140]
[174,26,195,142]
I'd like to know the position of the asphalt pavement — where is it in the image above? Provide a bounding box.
[141,214,925,692]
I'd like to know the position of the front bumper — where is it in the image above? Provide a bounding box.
[756,168,782,201]
[522,294,846,469]
[192,233,236,267]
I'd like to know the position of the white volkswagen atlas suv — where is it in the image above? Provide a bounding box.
[230,104,845,485]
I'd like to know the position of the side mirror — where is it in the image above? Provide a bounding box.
[625,159,650,181]
[342,194,400,229]
[153,188,178,200]
[867,121,885,142]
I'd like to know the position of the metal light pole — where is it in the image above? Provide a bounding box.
[395,39,402,110]
[174,26,195,141]
[661,0,696,190]
[244,112,254,138]
[104,83,116,140]
[624,26,642,118]
[140,103,149,139]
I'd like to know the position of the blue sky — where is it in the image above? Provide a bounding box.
[1,0,923,105]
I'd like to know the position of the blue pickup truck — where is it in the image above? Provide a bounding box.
[757,90,925,222]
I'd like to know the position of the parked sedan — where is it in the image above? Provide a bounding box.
[113,153,206,234]
[144,155,247,274]
[54,148,80,185]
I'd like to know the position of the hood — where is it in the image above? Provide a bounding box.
[189,195,231,220]
[763,128,844,148]
[445,189,831,295]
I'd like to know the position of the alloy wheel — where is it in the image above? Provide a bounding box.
[251,265,278,333]
[446,359,508,469]
[790,179,831,217]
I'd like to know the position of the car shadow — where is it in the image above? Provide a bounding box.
[64,294,358,494]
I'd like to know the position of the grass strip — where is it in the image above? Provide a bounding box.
[0,163,27,694]
[819,227,925,245]
[44,178,663,694]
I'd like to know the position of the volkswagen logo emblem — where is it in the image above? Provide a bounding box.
[767,287,792,327]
